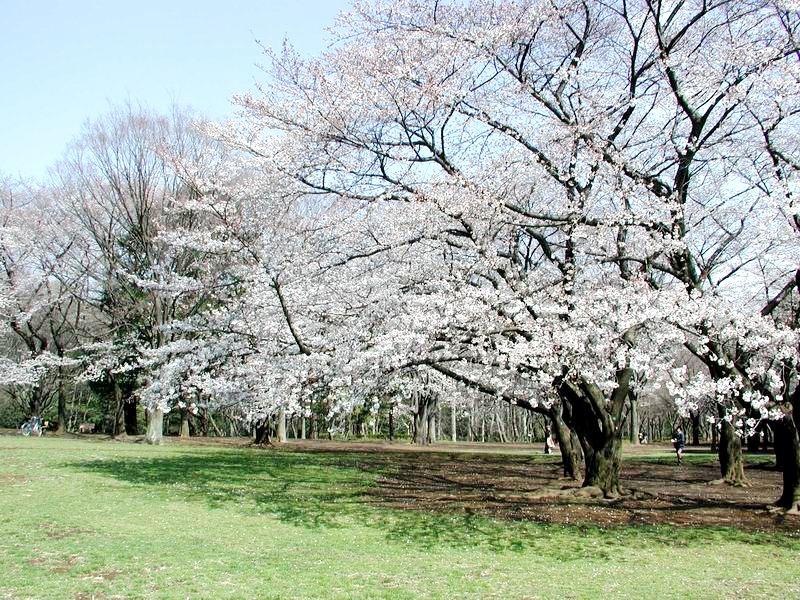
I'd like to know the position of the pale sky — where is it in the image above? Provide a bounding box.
[0,1,348,180]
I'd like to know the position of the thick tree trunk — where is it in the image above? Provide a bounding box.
[28,387,42,418]
[413,399,429,445]
[254,420,270,445]
[145,407,164,445]
[560,371,630,498]
[691,411,701,446]
[582,435,622,497]
[179,409,190,438]
[775,420,788,471]
[550,409,581,480]
[388,405,394,441]
[200,407,209,437]
[301,416,306,440]
[494,406,506,443]
[124,398,138,435]
[719,419,747,486]
[774,414,800,513]
[413,394,437,445]
[570,429,584,463]
[277,406,287,442]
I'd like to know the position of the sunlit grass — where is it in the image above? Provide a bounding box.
[0,436,798,599]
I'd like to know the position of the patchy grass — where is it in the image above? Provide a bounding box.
[0,436,798,599]
[635,448,777,468]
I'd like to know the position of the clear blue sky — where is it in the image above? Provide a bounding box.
[0,0,348,180]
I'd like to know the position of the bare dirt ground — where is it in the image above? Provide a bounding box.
[280,440,800,534]
[375,452,799,532]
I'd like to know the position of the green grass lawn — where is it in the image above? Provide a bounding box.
[1,437,798,599]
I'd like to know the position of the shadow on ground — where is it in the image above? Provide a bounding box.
[67,447,800,556]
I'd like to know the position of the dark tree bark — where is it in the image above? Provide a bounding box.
[746,428,761,453]
[28,387,43,419]
[427,402,437,444]
[774,401,800,513]
[560,368,633,498]
[254,419,271,445]
[549,406,582,480]
[582,435,622,493]
[112,381,127,438]
[690,411,701,446]
[123,398,138,435]
[775,421,788,471]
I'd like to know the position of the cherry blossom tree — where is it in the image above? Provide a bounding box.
[54,103,228,443]
[0,175,82,429]
[210,0,800,500]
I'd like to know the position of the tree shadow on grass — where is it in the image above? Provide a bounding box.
[70,449,374,529]
[67,448,799,557]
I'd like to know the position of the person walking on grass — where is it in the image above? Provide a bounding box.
[672,427,686,465]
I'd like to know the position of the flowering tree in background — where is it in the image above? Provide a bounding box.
[53,104,232,443]
[0,176,82,430]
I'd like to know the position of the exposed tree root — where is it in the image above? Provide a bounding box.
[523,485,653,502]
[250,440,275,448]
[766,503,800,515]
[708,477,751,488]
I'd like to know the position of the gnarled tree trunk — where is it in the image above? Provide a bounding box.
[560,368,632,498]
[582,435,622,495]
[254,418,271,445]
[413,393,438,445]
[719,418,747,486]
